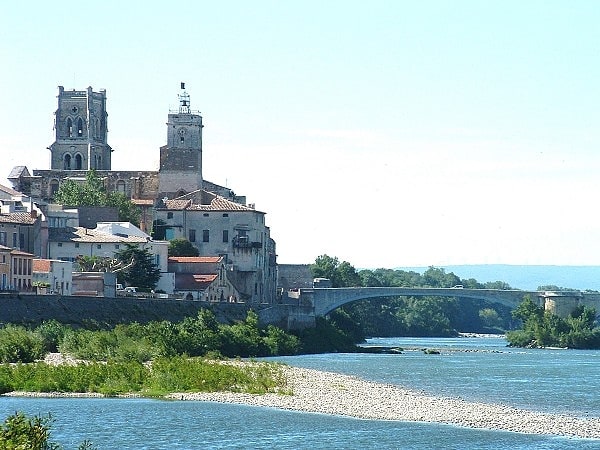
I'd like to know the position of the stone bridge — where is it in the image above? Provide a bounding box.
[291,287,600,318]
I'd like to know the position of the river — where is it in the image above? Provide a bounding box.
[1,336,598,449]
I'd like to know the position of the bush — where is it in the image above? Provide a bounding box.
[0,325,45,363]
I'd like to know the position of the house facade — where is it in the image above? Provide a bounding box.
[155,191,277,304]
[32,259,73,295]
[47,222,173,293]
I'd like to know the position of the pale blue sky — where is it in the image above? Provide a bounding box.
[1,1,599,268]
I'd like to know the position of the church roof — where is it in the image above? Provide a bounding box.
[8,166,30,179]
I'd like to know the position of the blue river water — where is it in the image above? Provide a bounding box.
[1,336,599,449]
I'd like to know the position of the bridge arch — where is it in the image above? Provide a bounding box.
[301,287,539,317]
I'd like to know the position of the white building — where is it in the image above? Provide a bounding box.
[47,222,174,293]
[32,259,73,295]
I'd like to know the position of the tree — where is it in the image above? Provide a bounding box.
[168,238,199,257]
[311,254,361,287]
[114,244,161,291]
[53,170,141,224]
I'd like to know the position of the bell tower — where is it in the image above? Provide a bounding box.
[158,83,203,194]
[49,86,112,171]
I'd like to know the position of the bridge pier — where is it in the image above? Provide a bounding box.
[542,291,583,318]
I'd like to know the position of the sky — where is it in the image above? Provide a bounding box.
[1,1,600,269]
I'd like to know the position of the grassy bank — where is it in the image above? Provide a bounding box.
[0,357,286,397]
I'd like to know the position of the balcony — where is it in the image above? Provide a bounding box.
[232,236,262,249]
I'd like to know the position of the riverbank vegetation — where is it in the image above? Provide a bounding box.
[0,310,305,364]
[506,296,600,349]
[0,357,285,397]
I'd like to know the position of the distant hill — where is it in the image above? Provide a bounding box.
[395,265,600,291]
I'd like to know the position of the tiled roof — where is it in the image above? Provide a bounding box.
[0,184,22,196]
[49,227,150,244]
[0,212,36,225]
[11,249,34,257]
[175,273,218,291]
[162,190,260,213]
[168,256,222,264]
[33,259,51,272]
[8,166,29,179]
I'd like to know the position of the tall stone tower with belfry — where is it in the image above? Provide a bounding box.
[48,86,112,171]
[158,82,203,195]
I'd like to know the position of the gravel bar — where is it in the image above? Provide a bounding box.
[167,365,600,439]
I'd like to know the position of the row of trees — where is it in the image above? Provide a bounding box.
[311,255,514,337]
[0,310,303,364]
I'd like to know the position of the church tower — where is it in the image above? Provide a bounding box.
[49,86,112,171]
[158,83,203,195]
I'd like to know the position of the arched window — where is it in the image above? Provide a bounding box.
[66,118,73,137]
[64,154,71,170]
[116,180,126,194]
[77,118,83,137]
[98,155,102,169]
[95,118,100,139]
[50,180,60,196]
[75,154,83,170]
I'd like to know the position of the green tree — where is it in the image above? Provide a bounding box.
[114,244,161,291]
[53,170,140,224]
[168,238,199,257]
[311,254,361,287]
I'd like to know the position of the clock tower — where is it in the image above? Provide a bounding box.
[158,83,203,194]
[49,86,112,171]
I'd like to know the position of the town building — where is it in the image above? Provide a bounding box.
[48,222,173,293]
[7,84,277,303]
[168,256,241,302]
[10,249,34,292]
[32,259,73,295]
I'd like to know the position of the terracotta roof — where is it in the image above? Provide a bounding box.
[168,256,222,264]
[0,184,22,196]
[33,259,51,272]
[49,227,150,244]
[161,190,262,213]
[175,273,218,290]
[0,212,36,225]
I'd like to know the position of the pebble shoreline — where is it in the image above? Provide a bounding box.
[168,366,600,439]
[4,355,599,439]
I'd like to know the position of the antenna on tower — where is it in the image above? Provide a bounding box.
[178,82,190,113]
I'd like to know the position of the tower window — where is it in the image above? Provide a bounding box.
[64,154,71,170]
[66,118,73,137]
[180,136,184,144]
[77,118,84,137]
[75,154,83,170]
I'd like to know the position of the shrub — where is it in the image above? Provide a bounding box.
[0,325,45,363]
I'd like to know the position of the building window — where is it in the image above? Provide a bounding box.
[77,118,84,137]
[97,244,102,249]
[203,213,209,217]
[57,242,63,247]
[75,243,79,248]
[50,180,60,195]
[189,229,196,242]
[167,212,173,219]
[202,229,209,243]
[12,233,17,248]
[67,118,73,137]
[75,154,83,170]
[0,232,6,246]
[115,244,120,249]
[223,230,229,243]
[223,213,229,217]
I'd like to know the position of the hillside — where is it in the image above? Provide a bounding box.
[396,265,600,291]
